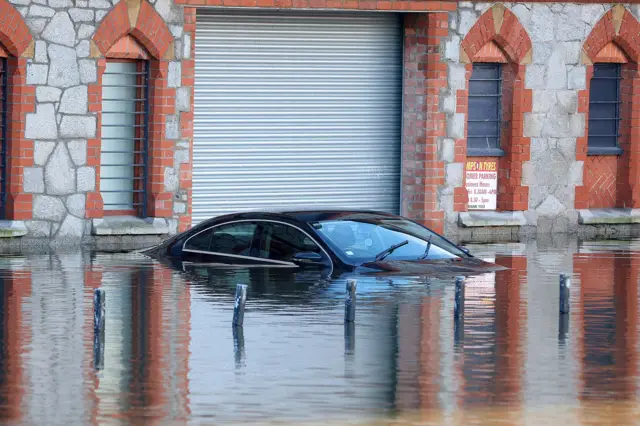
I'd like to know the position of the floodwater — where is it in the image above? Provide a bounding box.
[0,238,639,425]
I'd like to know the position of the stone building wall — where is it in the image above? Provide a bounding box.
[1,0,192,241]
[440,2,640,240]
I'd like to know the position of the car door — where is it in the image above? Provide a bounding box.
[256,222,332,269]
[182,221,266,266]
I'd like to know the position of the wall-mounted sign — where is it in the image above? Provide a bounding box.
[465,161,497,210]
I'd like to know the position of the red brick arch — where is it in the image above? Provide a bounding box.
[92,0,173,60]
[461,5,532,65]
[576,6,640,209]
[454,5,533,213]
[0,0,33,57]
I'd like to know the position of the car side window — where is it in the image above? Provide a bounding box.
[183,229,213,251]
[185,222,259,257]
[259,223,323,262]
[210,223,259,256]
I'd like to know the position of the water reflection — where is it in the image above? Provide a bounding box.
[0,240,635,423]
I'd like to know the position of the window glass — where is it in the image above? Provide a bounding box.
[467,63,502,152]
[185,222,258,256]
[184,229,212,251]
[588,63,621,150]
[313,219,465,263]
[259,223,322,263]
[209,223,258,256]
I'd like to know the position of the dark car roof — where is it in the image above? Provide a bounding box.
[188,208,405,235]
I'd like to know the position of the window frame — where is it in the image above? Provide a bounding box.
[467,62,506,157]
[100,59,151,216]
[587,63,624,156]
[182,219,333,268]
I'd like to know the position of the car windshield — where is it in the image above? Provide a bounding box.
[311,218,467,263]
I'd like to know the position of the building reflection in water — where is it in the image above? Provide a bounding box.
[0,244,635,423]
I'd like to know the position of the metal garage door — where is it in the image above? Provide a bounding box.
[193,9,402,224]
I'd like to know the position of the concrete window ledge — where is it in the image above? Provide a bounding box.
[92,216,170,236]
[578,208,640,225]
[0,221,27,238]
[458,211,528,227]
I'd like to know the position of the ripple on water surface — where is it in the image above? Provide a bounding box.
[0,240,637,424]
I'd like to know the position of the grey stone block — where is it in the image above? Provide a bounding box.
[45,144,75,195]
[447,113,465,140]
[59,86,88,114]
[60,115,96,138]
[42,12,76,47]
[581,5,607,26]
[77,24,95,39]
[48,44,80,88]
[27,63,48,85]
[530,4,555,42]
[24,167,44,194]
[92,216,170,235]
[49,0,73,7]
[26,18,47,35]
[183,33,191,59]
[578,208,640,225]
[446,162,464,187]
[458,9,477,36]
[35,40,48,63]
[29,4,55,17]
[89,0,110,7]
[444,35,460,62]
[170,24,183,38]
[448,63,466,90]
[34,195,66,221]
[77,166,95,192]
[67,140,87,165]
[173,201,186,214]
[545,48,567,90]
[441,138,455,163]
[79,59,97,83]
[25,104,58,140]
[557,90,578,113]
[536,195,566,215]
[458,211,528,228]
[176,87,190,112]
[69,8,93,22]
[96,10,107,22]
[164,167,178,192]
[168,62,181,88]
[165,115,179,140]
[525,65,546,89]
[524,113,544,137]
[75,40,90,58]
[66,194,86,217]
[26,220,51,237]
[568,66,586,90]
[57,214,85,238]
[34,141,56,166]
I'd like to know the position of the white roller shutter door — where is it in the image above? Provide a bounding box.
[193,9,402,224]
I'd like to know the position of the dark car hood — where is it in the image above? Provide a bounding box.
[356,257,508,278]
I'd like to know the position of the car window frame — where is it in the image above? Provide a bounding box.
[257,221,332,264]
[182,219,333,270]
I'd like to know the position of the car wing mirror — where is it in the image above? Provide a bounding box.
[292,252,324,265]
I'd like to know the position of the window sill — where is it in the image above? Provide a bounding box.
[467,148,506,157]
[0,221,27,238]
[578,208,640,225]
[92,215,170,236]
[458,211,528,227]
[587,146,623,156]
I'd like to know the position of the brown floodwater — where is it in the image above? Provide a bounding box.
[0,237,638,425]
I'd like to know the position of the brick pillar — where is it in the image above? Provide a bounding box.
[402,13,448,234]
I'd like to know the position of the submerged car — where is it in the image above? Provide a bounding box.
[139,209,506,278]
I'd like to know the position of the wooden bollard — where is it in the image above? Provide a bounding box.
[344,322,355,354]
[93,328,105,370]
[94,288,106,332]
[233,325,245,367]
[345,279,357,323]
[454,276,465,320]
[560,274,571,314]
[232,284,247,327]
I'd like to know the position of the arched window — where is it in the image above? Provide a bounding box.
[101,36,151,216]
[576,5,640,209]
[456,5,533,213]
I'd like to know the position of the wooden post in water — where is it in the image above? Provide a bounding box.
[232,284,247,327]
[94,288,105,332]
[233,325,245,368]
[345,279,357,323]
[559,273,571,314]
[454,276,465,320]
